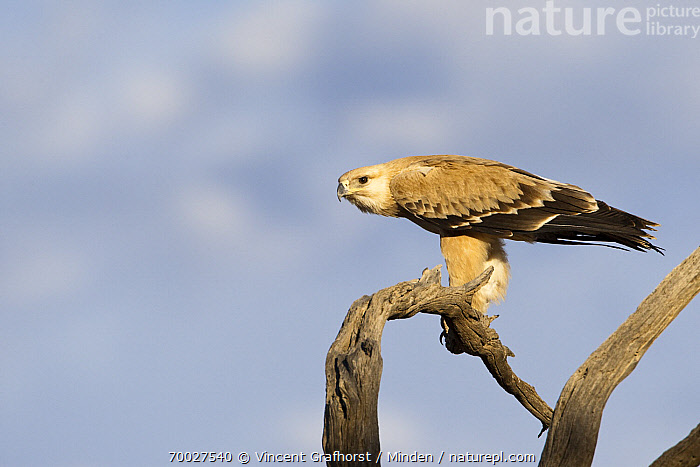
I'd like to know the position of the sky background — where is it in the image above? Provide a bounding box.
[1,2,698,466]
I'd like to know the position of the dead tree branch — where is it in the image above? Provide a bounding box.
[323,266,552,466]
[539,246,700,467]
[649,422,700,467]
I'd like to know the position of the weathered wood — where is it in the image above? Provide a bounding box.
[539,246,700,467]
[649,422,700,467]
[414,269,552,433]
[323,266,552,466]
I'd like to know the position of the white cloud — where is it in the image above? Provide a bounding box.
[7,63,192,170]
[175,182,248,244]
[0,238,91,307]
[276,408,324,449]
[172,181,307,269]
[214,1,325,76]
[274,405,433,452]
[118,67,191,129]
[343,100,455,151]
[377,405,431,449]
[182,113,268,165]
[34,91,106,164]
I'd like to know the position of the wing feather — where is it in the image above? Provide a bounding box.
[389,156,597,235]
[339,154,661,253]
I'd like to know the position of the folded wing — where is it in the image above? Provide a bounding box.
[389,156,661,253]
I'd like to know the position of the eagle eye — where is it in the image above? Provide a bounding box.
[358,176,369,184]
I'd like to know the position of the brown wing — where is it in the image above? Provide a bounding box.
[389,156,598,237]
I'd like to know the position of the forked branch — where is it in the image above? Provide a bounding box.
[323,266,551,466]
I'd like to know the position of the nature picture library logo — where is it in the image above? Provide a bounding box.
[486,1,700,38]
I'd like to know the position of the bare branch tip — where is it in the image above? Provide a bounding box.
[419,265,442,285]
[481,265,495,278]
[461,266,495,294]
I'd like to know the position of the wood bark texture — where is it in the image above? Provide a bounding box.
[323,266,552,466]
[649,422,700,467]
[539,246,700,467]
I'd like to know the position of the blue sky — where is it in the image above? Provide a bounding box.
[1,2,698,466]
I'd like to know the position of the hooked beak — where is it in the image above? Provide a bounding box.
[337,181,349,202]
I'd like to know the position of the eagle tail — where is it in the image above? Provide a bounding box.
[531,201,664,254]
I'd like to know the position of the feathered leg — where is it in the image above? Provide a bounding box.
[439,234,511,313]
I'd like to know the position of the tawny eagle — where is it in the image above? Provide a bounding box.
[337,155,661,312]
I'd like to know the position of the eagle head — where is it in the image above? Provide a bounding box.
[337,163,399,217]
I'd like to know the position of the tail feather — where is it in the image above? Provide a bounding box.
[532,201,663,254]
